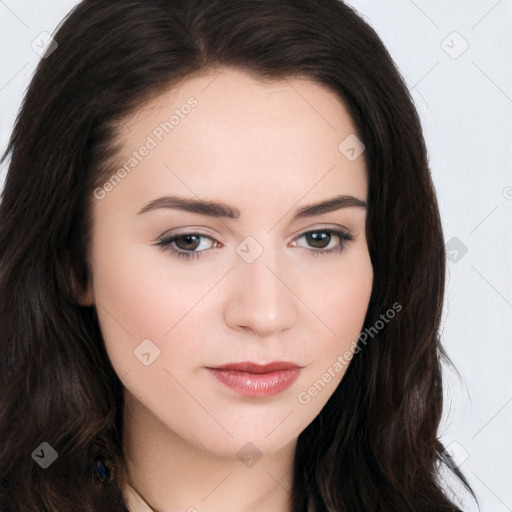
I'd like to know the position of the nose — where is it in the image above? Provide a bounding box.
[223,247,298,338]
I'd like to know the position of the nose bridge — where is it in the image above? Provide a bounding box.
[223,236,298,336]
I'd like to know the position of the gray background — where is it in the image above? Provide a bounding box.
[1,1,511,510]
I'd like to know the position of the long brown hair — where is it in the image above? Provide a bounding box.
[0,1,476,510]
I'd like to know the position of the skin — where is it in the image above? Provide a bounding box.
[80,67,373,512]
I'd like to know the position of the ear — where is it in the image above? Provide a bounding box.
[67,256,94,306]
[75,276,94,306]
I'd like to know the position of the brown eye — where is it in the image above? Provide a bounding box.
[173,234,202,251]
[293,229,354,256]
[305,231,332,249]
[155,233,217,260]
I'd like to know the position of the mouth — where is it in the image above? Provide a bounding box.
[205,361,302,398]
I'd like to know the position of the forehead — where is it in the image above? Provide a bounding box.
[102,67,367,215]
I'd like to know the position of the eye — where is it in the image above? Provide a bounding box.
[154,228,354,260]
[154,233,218,260]
[291,229,354,256]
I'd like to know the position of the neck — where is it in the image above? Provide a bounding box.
[121,390,295,512]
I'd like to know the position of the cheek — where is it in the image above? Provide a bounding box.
[304,247,373,345]
[293,249,372,412]
[89,230,225,383]
[87,230,168,373]
[334,258,373,336]
[89,225,196,335]
[298,247,373,383]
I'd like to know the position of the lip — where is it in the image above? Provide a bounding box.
[206,361,302,398]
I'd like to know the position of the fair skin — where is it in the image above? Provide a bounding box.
[80,67,373,512]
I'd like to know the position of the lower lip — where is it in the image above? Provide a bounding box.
[207,368,301,398]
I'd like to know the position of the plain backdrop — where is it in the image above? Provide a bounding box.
[1,1,511,510]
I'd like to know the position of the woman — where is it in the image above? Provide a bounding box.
[0,1,476,511]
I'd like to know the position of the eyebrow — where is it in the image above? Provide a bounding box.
[137,194,367,219]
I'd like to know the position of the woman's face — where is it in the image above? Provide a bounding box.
[82,67,373,457]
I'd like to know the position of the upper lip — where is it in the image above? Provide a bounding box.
[209,361,300,374]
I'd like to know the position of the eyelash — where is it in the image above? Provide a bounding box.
[154,229,354,260]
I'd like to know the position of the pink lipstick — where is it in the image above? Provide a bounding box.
[206,361,301,398]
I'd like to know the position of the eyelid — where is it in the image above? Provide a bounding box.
[152,226,221,243]
[287,222,353,240]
